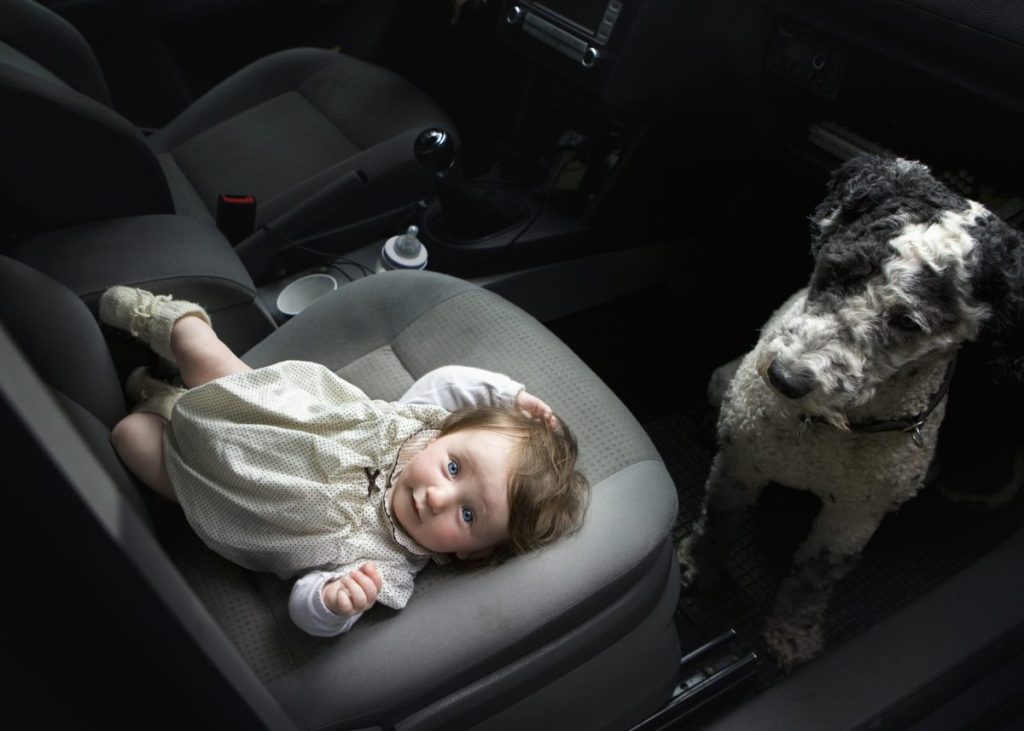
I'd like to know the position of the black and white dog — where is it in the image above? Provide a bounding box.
[677,154,1024,668]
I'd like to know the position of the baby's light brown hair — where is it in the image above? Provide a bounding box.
[439,404,589,564]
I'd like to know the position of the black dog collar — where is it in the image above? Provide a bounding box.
[801,355,958,448]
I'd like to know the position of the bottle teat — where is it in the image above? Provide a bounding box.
[378,225,428,271]
[394,225,421,257]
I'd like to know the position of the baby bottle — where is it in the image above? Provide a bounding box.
[376,225,428,272]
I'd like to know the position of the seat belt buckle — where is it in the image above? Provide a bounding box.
[216,194,257,244]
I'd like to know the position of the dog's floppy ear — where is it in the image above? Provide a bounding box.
[969,215,1024,385]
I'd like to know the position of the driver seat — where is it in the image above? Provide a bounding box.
[0,0,454,247]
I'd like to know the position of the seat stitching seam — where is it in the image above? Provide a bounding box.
[296,81,366,152]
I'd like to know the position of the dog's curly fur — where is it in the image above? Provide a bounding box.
[676,154,1024,669]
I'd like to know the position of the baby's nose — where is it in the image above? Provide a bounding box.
[426,484,455,512]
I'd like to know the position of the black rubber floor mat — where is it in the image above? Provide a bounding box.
[645,406,1024,700]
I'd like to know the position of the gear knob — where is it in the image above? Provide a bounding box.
[414,128,456,172]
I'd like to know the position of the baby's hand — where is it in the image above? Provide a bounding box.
[516,390,559,430]
[322,562,383,617]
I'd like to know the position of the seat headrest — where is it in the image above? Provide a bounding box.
[0,0,111,105]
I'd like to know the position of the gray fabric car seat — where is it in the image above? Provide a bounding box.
[0,0,454,242]
[0,254,681,729]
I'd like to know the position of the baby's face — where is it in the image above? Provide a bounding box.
[389,428,513,559]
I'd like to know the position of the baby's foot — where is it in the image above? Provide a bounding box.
[100,286,210,362]
[125,366,185,420]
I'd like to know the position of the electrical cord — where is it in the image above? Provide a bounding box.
[259,224,376,278]
[504,147,581,249]
[324,262,354,282]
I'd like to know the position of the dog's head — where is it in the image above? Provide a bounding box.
[756,154,1022,426]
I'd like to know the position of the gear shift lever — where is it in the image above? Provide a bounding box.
[415,128,526,240]
[414,128,457,173]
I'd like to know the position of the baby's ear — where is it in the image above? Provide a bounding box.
[456,548,493,561]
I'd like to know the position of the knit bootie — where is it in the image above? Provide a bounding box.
[100,286,210,362]
[125,367,185,421]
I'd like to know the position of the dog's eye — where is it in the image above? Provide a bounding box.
[890,313,921,331]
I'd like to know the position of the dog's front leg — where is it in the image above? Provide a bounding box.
[676,447,766,590]
[762,501,885,669]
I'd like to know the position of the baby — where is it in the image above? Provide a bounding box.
[101,286,588,636]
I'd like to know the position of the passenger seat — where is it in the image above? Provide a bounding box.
[0,246,681,729]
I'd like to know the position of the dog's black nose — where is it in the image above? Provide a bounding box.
[767,360,814,399]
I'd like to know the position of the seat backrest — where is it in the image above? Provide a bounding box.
[0,0,173,230]
[0,249,296,728]
[0,254,154,522]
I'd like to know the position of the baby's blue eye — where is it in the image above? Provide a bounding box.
[447,459,459,477]
[461,507,475,524]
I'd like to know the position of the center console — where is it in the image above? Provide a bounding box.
[499,0,639,93]
[499,0,739,108]
[507,0,623,69]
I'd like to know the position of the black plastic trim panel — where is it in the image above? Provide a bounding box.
[702,526,1024,730]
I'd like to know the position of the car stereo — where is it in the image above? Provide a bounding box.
[504,0,624,68]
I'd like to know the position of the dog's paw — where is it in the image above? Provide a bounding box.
[675,535,720,592]
[678,557,702,592]
[762,613,824,670]
[675,535,701,591]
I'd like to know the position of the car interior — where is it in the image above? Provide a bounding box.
[1,0,1022,729]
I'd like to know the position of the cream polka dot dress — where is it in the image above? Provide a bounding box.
[163,360,450,610]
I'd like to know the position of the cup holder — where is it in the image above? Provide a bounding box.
[276,273,338,316]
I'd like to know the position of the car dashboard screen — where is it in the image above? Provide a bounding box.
[534,0,610,34]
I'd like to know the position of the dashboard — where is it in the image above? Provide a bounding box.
[498,0,739,105]
[496,0,1024,229]
[499,0,1024,109]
